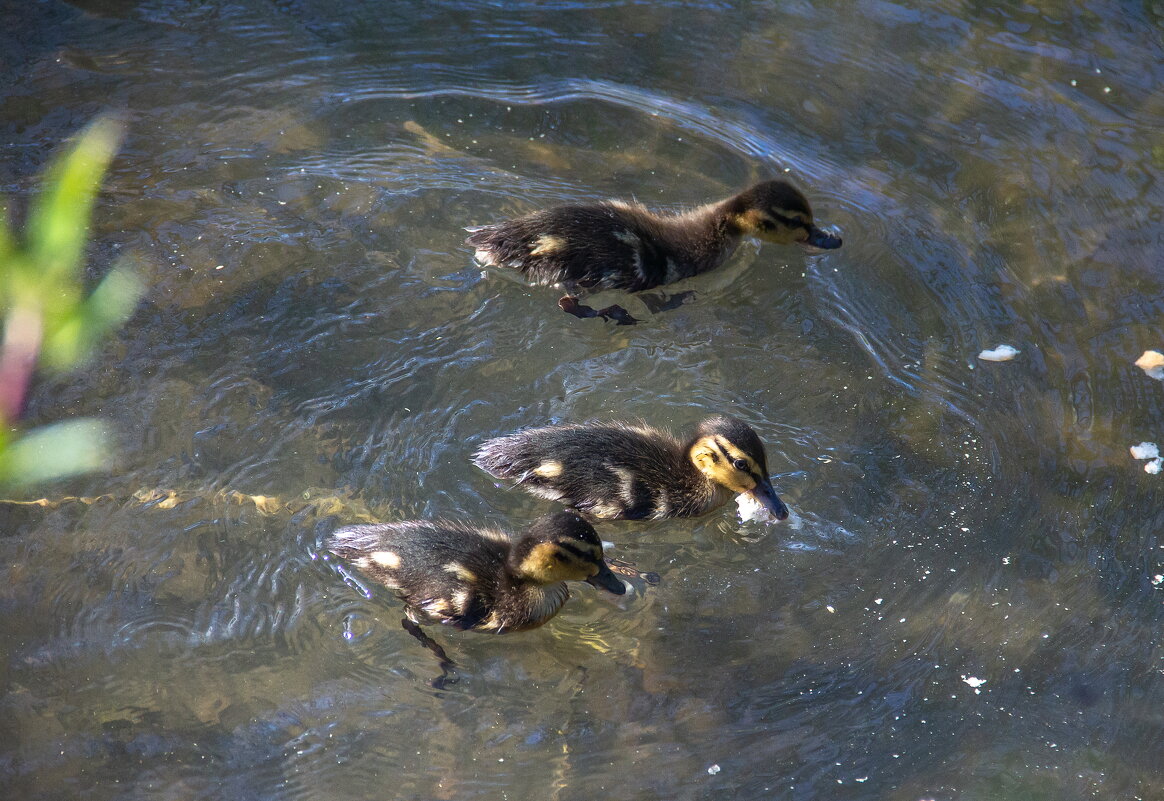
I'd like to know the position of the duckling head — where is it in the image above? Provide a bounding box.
[688,416,790,520]
[727,180,842,250]
[512,511,626,594]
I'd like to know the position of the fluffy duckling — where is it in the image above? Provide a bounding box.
[473,416,789,521]
[467,180,841,295]
[326,510,626,634]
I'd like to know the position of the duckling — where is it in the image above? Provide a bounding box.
[473,415,789,521]
[467,180,841,319]
[326,510,626,634]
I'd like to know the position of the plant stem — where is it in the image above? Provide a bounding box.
[0,306,43,423]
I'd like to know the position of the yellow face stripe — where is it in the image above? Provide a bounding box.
[733,207,813,244]
[690,435,761,492]
[769,207,811,225]
[519,541,601,583]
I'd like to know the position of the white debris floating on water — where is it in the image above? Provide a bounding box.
[1130,442,1164,474]
[1131,442,1159,460]
[978,344,1020,362]
[1135,350,1164,380]
[962,675,987,695]
[707,764,721,776]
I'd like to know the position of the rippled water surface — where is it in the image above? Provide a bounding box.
[3,1,1163,799]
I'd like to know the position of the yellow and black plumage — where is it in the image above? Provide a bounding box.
[473,416,789,521]
[466,180,841,294]
[326,510,625,634]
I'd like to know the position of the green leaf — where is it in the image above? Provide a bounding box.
[83,263,145,330]
[0,418,110,488]
[41,263,144,370]
[24,116,124,288]
[0,116,134,485]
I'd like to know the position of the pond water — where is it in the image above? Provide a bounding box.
[3,1,1163,799]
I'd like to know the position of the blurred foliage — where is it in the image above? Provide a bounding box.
[0,117,144,490]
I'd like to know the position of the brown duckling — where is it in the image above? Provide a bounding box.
[473,415,789,521]
[467,180,841,304]
[326,510,626,634]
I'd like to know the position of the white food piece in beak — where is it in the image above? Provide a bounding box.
[736,492,781,524]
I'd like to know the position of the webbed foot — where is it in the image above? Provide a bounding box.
[401,617,458,688]
[639,290,696,313]
[558,295,639,325]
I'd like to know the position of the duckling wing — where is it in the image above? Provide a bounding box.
[473,424,686,519]
[433,590,492,631]
[328,521,506,629]
[467,205,673,292]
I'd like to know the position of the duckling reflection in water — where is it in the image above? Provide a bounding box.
[474,416,789,521]
[327,510,625,635]
[467,180,842,323]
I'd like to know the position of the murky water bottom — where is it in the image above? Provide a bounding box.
[3,1,1163,799]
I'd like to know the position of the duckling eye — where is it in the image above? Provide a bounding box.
[732,458,749,471]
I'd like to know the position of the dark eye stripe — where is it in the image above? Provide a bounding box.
[557,542,599,562]
[714,440,758,476]
[712,440,735,464]
[770,211,812,230]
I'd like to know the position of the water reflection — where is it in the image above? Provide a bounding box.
[2,0,1163,799]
